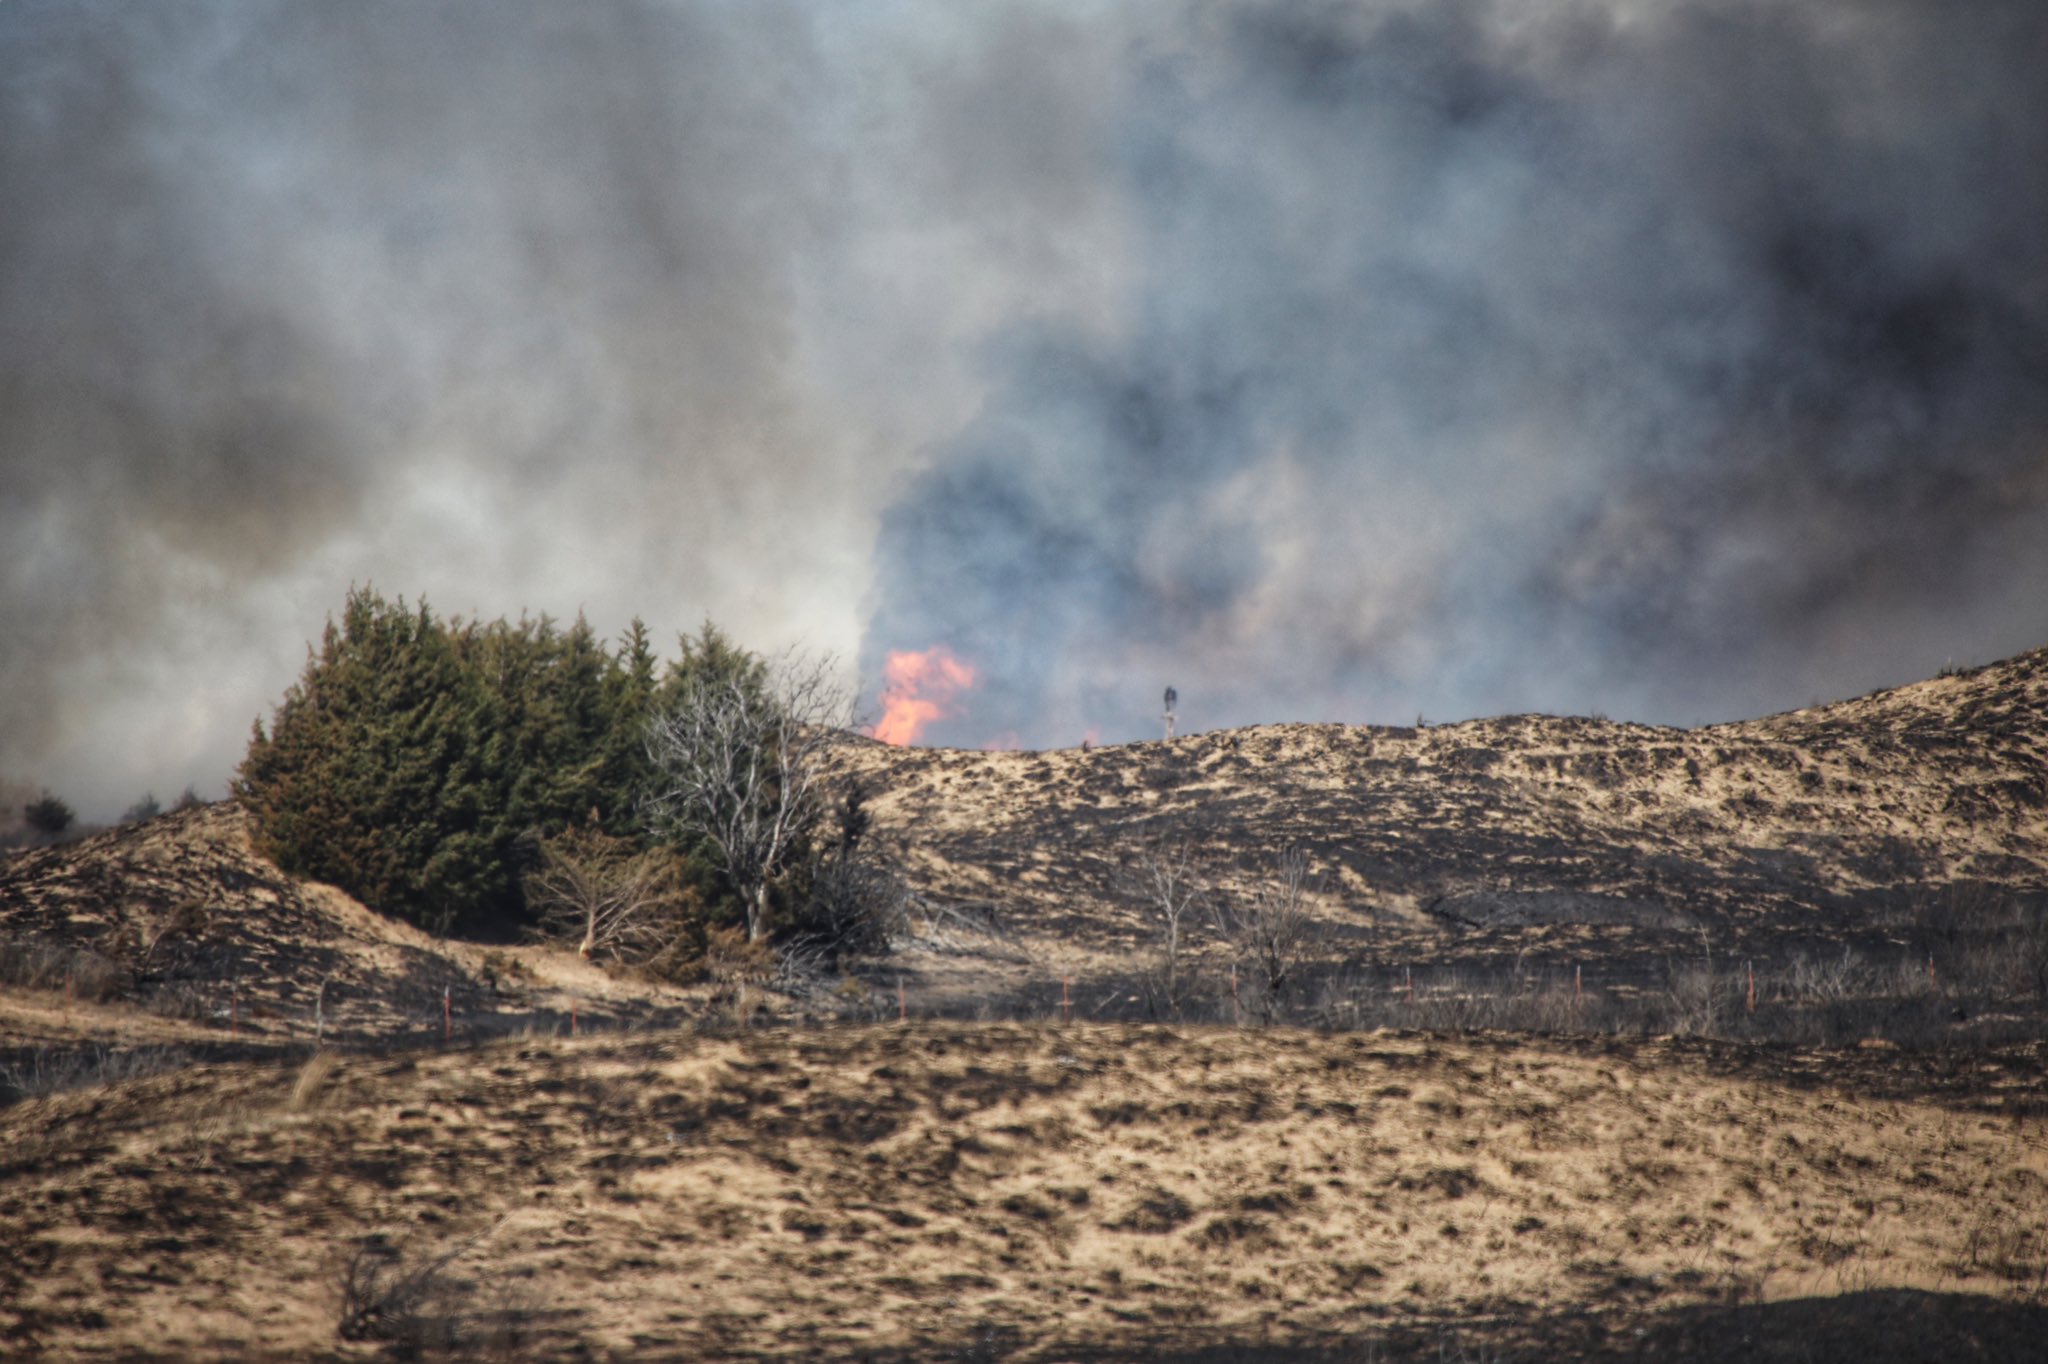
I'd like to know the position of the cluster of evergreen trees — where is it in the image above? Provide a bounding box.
[235,586,764,940]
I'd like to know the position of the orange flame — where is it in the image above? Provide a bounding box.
[872,646,977,745]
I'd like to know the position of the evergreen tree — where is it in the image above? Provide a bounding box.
[237,588,497,934]
[660,620,768,711]
[236,590,818,951]
[597,618,664,834]
[23,791,74,837]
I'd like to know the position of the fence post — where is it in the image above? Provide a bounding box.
[443,985,452,1043]
[1575,964,1583,1005]
[1746,961,1756,1013]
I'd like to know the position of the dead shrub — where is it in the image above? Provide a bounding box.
[477,949,536,993]
[337,1235,464,1354]
[1122,838,1208,1020]
[785,780,906,964]
[702,924,775,987]
[0,1044,191,1105]
[1215,847,1323,1024]
[1785,946,1864,1005]
[1955,1209,2048,1290]
[133,897,213,971]
[0,939,129,1001]
[524,822,697,971]
[142,979,215,1022]
[336,1230,529,1359]
[1665,961,1727,1037]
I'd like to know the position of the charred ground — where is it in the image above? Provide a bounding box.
[4,1025,2046,1360]
[827,646,2048,1035]
[3,648,2046,1358]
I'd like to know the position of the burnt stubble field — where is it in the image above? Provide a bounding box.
[4,649,2047,1360]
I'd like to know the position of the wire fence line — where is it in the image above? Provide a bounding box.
[6,926,2047,1108]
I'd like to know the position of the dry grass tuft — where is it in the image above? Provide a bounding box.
[289,1049,339,1110]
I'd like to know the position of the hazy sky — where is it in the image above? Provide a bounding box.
[5,0,2046,819]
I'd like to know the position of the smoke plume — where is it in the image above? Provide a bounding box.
[3,1,2044,812]
[865,0,2048,745]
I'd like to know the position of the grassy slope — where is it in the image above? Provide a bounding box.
[4,1025,2046,1360]
[4,649,2047,1358]
[827,647,2048,1034]
[832,645,2048,942]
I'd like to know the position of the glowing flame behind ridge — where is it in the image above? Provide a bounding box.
[872,646,977,746]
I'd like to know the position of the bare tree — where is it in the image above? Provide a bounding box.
[1126,838,1207,1018]
[1216,847,1321,1024]
[642,650,856,943]
[524,820,688,964]
[792,782,904,964]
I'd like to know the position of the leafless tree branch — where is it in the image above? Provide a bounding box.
[525,822,687,964]
[1125,837,1207,1018]
[1216,847,1322,1024]
[642,649,856,942]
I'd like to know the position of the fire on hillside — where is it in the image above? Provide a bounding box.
[871,645,976,746]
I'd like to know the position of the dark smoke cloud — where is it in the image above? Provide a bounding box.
[0,0,1039,815]
[4,2,2045,814]
[4,0,836,811]
[864,0,2048,745]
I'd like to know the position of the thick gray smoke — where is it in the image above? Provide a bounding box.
[3,2,2045,814]
[2,0,842,815]
[1,0,1120,813]
[865,0,2048,745]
